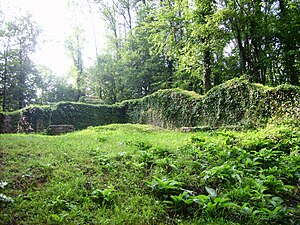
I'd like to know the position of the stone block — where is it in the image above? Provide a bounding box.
[47,125,75,135]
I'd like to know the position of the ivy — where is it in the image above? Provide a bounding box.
[0,78,299,133]
[126,78,300,129]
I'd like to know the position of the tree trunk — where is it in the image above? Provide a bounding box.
[2,48,8,112]
[233,19,247,72]
[204,49,212,93]
[166,58,174,88]
[18,47,26,109]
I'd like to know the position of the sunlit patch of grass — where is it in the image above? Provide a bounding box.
[0,123,299,224]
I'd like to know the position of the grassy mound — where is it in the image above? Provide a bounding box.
[1,124,299,224]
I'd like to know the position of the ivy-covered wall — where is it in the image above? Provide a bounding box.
[124,89,201,128]
[0,78,299,133]
[50,102,127,130]
[0,111,20,133]
[0,103,127,133]
[126,79,300,128]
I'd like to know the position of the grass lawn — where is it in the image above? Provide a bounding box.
[0,123,299,224]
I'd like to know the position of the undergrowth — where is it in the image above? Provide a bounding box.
[0,123,299,224]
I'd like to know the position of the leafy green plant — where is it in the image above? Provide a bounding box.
[47,213,68,224]
[48,195,74,213]
[188,187,239,215]
[91,187,118,205]
[96,136,108,142]
[253,148,285,169]
[164,190,194,212]
[203,163,244,185]
[146,176,183,199]
[261,175,294,194]
[127,140,152,150]
[137,150,155,167]
[0,123,299,224]
[169,191,193,205]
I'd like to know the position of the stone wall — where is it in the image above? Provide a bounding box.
[1,78,299,133]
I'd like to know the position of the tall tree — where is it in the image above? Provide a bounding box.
[277,0,299,85]
[221,0,300,85]
[65,27,86,101]
[90,0,172,102]
[90,0,299,105]
[0,11,40,111]
[91,0,139,103]
[145,0,222,93]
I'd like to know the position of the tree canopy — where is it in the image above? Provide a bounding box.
[0,0,299,111]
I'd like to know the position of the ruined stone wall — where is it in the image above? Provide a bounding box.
[1,78,299,133]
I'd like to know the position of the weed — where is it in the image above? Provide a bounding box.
[0,124,299,224]
[146,176,183,199]
[91,187,118,205]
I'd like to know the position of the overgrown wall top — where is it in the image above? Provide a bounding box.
[125,78,300,128]
[0,78,299,133]
[50,102,127,130]
[0,102,127,133]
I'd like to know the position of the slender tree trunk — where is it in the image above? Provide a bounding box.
[214,54,221,86]
[111,77,117,104]
[233,19,247,72]
[18,46,26,109]
[2,48,9,112]
[86,0,99,58]
[287,46,298,85]
[127,3,132,30]
[204,49,212,92]
[166,58,174,88]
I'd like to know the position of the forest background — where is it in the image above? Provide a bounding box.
[0,0,299,112]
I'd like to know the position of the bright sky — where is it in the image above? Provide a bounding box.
[2,0,106,75]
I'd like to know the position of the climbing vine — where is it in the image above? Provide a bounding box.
[0,78,299,133]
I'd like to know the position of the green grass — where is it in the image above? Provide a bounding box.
[1,123,299,224]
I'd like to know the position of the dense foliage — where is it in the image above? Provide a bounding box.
[87,0,300,103]
[0,124,299,224]
[0,9,41,111]
[1,0,299,111]
[0,78,299,133]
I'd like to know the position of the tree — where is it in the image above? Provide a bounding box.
[144,0,222,93]
[277,0,300,85]
[91,0,139,103]
[0,11,41,111]
[65,27,86,101]
[87,53,120,104]
[36,66,77,103]
[220,0,300,85]
[90,0,173,102]
[89,0,299,105]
